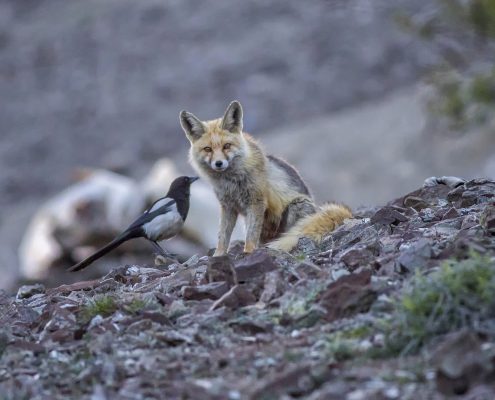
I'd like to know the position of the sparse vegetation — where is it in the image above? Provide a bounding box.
[80,294,118,323]
[320,323,376,362]
[386,252,495,355]
[271,283,325,328]
[400,0,495,129]
[123,297,152,314]
[3,181,495,398]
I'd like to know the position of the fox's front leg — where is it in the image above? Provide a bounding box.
[244,200,266,253]
[214,205,238,256]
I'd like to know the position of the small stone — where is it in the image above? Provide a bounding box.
[370,207,408,226]
[295,237,319,255]
[340,247,375,271]
[331,268,350,281]
[479,204,495,235]
[181,281,230,301]
[154,255,177,267]
[347,389,367,400]
[293,262,323,279]
[424,176,466,188]
[209,285,256,310]
[227,240,246,257]
[431,330,493,396]
[16,283,46,300]
[403,196,428,211]
[207,255,237,285]
[229,318,272,335]
[383,386,400,399]
[183,254,200,267]
[442,207,460,220]
[167,300,188,320]
[461,214,479,230]
[397,238,432,273]
[293,306,326,328]
[419,208,437,222]
[234,250,277,282]
[259,271,284,304]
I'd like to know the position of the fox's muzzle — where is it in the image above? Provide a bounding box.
[211,159,229,171]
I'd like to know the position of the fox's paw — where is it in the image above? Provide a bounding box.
[243,241,256,254]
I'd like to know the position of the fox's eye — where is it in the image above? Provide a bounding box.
[203,147,212,153]
[223,143,231,150]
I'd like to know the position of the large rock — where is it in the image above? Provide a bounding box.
[318,270,377,322]
[431,330,495,396]
[233,250,278,282]
[209,285,257,310]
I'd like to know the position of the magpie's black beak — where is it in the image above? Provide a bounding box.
[189,176,199,183]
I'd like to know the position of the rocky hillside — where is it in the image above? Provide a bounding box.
[0,0,439,280]
[1,178,495,399]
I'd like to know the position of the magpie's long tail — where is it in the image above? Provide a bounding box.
[68,231,135,272]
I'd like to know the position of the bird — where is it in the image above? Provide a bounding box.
[68,176,198,272]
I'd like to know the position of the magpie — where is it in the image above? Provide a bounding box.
[68,176,198,272]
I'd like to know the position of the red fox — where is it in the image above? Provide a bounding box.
[180,101,352,255]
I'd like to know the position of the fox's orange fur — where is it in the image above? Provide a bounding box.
[180,100,351,254]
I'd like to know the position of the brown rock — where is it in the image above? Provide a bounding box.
[461,214,479,230]
[209,285,256,310]
[370,207,408,226]
[442,207,460,220]
[249,364,312,399]
[207,255,237,285]
[397,238,432,273]
[181,281,230,301]
[227,240,245,257]
[11,340,46,354]
[293,262,324,279]
[392,185,452,209]
[431,330,495,396]
[318,270,376,322]
[259,270,285,304]
[480,204,495,235]
[340,247,375,271]
[234,249,278,282]
[403,195,428,211]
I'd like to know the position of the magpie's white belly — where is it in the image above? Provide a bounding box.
[143,211,184,242]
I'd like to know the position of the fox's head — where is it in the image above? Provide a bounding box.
[180,101,246,173]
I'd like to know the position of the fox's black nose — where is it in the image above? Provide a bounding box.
[215,161,223,168]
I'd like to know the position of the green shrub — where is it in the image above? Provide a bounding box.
[387,252,495,355]
[399,0,495,129]
[80,294,118,323]
[123,297,151,314]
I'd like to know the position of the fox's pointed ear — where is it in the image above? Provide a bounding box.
[180,111,205,141]
[221,100,243,133]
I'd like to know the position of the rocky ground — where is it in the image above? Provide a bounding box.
[1,178,495,399]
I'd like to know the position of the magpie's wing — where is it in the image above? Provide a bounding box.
[126,198,176,232]
[146,196,175,214]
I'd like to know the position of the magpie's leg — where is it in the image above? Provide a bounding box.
[151,241,166,256]
[151,241,177,258]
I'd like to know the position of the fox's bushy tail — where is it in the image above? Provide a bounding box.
[268,203,352,252]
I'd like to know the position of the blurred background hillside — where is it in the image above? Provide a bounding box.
[1,0,494,291]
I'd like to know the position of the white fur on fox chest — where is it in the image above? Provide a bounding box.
[208,160,299,217]
[212,173,265,214]
[143,202,183,242]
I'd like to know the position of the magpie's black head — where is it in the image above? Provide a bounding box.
[167,176,199,199]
